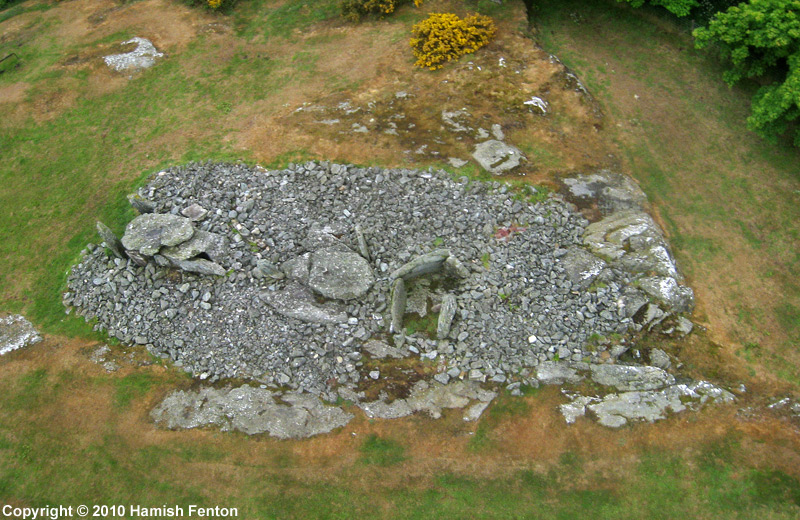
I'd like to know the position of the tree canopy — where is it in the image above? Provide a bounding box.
[693,0,800,144]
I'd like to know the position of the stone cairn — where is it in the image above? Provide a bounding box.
[64,162,734,435]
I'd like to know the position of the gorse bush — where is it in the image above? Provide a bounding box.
[181,0,238,10]
[340,0,423,22]
[410,12,496,70]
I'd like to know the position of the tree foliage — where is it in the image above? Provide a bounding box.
[694,0,800,144]
[620,0,700,17]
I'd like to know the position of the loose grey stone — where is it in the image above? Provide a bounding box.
[443,255,470,280]
[181,203,209,221]
[674,316,694,336]
[491,123,504,140]
[127,193,155,214]
[649,348,671,370]
[355,224,370,261]
[176,258,226,276]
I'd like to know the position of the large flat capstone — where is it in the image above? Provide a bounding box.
[307,248,374,300]
[121,214,194,256]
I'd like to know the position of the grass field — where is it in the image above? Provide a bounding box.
[1,0,799,517]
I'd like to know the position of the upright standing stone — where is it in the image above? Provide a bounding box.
[390,278,407,334]
[437,294,458,339]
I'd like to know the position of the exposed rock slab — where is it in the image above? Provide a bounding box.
[589,364,675,391]
[562,170,648,215]
[261,283,348,324]
[103,37,163,72]
[561,247,607,290]
[359,380,496,420]
[536,361,584,385]
[121,213,194,256]
[0,315,42,356]
[150,385,353,439]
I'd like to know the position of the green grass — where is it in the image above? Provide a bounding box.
[113,372,158,409]
[235,0,340,41]
[534,0,800,385]
[358,434,407,467]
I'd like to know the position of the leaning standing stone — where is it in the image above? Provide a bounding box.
[96,221,126,259]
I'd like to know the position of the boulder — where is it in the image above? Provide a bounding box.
[362,339,408,359]
[536,361,584,385]
[307,248,374,300]
[127,193,155,214]
[472,140,525,175]
[121,213,194,256]
[638,276,695,313]
[282,253,311,284]
[181,203,208,221]
[253,259,284,280]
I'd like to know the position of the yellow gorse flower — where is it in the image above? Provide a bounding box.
[410,12,496,70]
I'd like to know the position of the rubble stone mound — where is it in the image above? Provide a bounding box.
[64,162,696,405]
